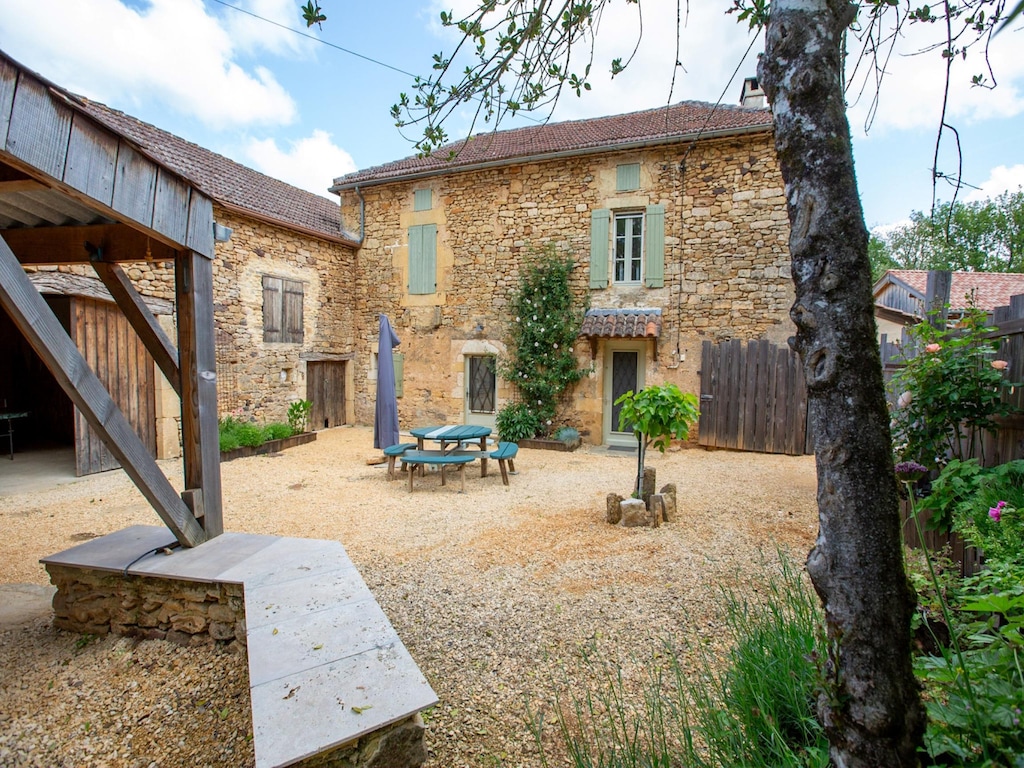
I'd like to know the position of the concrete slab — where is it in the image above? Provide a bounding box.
[42,526,438,768]
[244,565,372,630]
[130,531,280,582]
[250,641,438,768]
[40,525,180,574]
[246,598,397,686]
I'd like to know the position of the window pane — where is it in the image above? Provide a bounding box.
[613,212,643,283]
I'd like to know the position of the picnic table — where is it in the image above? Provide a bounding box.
[409,425,492,477]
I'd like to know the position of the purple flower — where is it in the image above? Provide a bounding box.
[894,461,928,482]
[989,500,1007,522]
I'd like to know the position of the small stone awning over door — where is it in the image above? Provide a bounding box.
[579,307,661,358]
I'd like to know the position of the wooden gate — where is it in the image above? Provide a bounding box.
[697,339,813,456]
[72,297,156,475]
[307,361,346,430]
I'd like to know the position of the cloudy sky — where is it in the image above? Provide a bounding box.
[0,0,1021,230]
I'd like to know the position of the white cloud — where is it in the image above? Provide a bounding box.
[224,0,316,58]
[0,0,298,129]
[964,164,1024,201]
[243,130,357,198]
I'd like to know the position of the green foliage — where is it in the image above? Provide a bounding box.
[536,556,828,768]
[914,562,1024,766]
[615,382,699,453]
[554,426,580,445]
[873,190,1024,274]
[495,401,540,443]
[890,306,1018,470]
[615,382,699,497]
[235,422,267,448]
[497,246,589,438]
[287,399,312,433]
[263,422,294,441]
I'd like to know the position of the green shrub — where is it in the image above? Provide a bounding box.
[263,422,294,441]
[536,556,828,768]
[496,401,541,442]
[288,399,312,433]
[554,426,580,444]
[235,423,266,448]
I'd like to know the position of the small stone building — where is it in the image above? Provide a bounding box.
[5,96,360,467]
[332,97,794,446]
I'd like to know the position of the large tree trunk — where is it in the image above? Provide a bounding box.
[758,2,926,765]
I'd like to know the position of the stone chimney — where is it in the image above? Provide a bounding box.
[739,76,765,108]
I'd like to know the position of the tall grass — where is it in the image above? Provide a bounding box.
[534,556,828,768]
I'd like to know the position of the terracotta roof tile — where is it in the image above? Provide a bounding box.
[332,101,772,189]
[69,97,347,243]
[580,308,662,338]
[885,270,1024,311]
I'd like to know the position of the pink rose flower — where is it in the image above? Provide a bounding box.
[991,359,1009,371]
[989,506,1002,522]
[925,343,941,354]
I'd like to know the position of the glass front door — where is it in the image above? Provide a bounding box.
[464,355,496,428]
[603,343,645,447]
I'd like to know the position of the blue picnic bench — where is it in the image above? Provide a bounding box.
[400,450,478,492]
[490,441,518,486]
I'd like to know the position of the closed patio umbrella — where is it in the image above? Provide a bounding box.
[373,314,401,449]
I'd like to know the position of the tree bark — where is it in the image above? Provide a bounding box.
[759,2,926,765]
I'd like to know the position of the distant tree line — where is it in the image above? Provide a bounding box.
[870,189,1024,280]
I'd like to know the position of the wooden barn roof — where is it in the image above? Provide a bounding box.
[876,269,1024,312]
[331,101,773,190]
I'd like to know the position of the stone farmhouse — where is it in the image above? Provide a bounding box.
[2,81,359,473]
[331,87,794,446]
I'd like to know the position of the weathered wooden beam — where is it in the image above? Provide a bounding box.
[0,234,206,547]
[90,260,181,395]
[176,250,223,537]
[0,179,47,193]
[925,270,952,329]
[1,223,177,265]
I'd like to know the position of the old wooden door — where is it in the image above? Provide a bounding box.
[307,361,346,430]
[697,339,813,456]
[72,297,157,475]
[603,341,646,448]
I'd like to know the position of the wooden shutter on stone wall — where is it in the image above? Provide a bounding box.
[263,276,283,343]
[408,224,437,295]
[282,279,304,343]
[645,204,665,288]
[589,209,610,289]
[393,352,405,397]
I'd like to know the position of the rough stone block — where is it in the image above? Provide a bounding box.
[606,493,623,525]
[620,499,650,527]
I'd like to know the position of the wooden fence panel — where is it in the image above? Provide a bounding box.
[698,339,813,455]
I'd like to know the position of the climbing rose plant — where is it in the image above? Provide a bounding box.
[497,246,589,438]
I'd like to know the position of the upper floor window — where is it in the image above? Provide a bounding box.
[408,223,437,295]
[616,163,641,192]
[589,205,665,289]
[413,189,433,211]
[614,211,644,283]
[262,276,304,343]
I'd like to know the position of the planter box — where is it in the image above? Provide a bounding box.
[220,430,317,463]
[519,437,581,452]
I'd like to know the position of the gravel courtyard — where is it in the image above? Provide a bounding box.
[0,426,818,768]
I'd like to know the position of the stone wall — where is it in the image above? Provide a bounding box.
[46,564,246,647]
[339,131,794,442]
[25,204,357,454]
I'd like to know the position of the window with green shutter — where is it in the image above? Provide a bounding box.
[589,209,610,288]
[393,352,405,397]
[616,163,640,191]
[644,204,665,288]
[408,223,437,295]
[413,189,432,211]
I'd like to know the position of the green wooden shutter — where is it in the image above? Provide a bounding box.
[408,224,437,294]
[393,352,405,397]
[262,276,283,342]
[616,163,640,191]
[413,189,432,211]
[645,204,665,288]
[589,209,610,289]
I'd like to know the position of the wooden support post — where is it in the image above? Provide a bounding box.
[0,235,206,547]
[176,250,223,537]
[925,270,952,329]
[91,260,181,394]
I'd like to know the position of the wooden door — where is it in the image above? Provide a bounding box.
[307,361,346,430]
[602,341,645,447]
[697,339,813,456]
[72,297,156,475]
[464,355,496,428]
